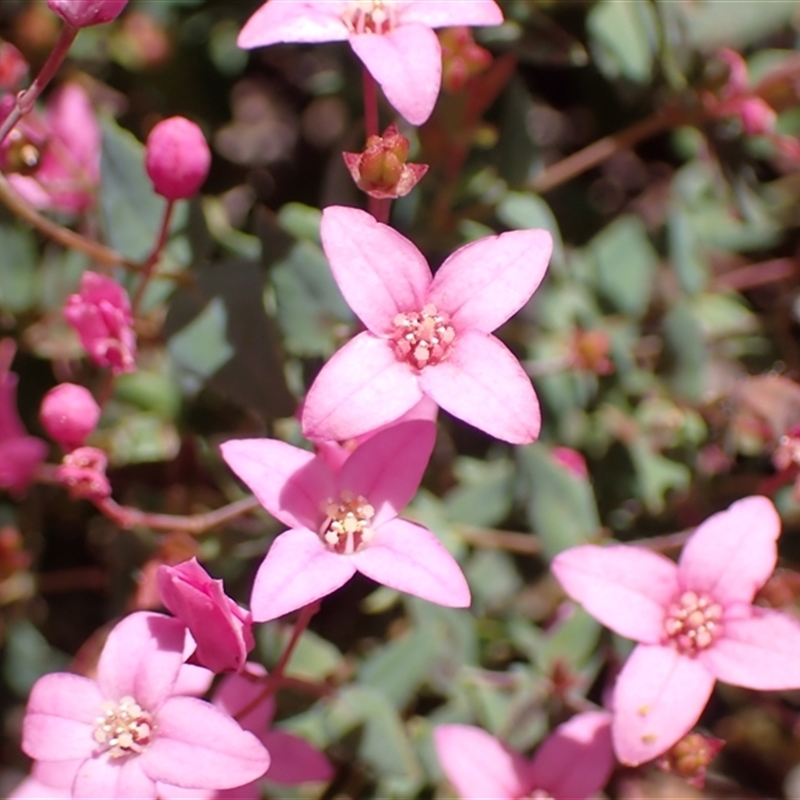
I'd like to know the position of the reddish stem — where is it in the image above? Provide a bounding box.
[131,200,175,314]
[368,195,392,224]
[362,66,380,139]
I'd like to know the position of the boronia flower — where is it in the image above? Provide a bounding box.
[551,495,800,766]
[21,612,270,799]
[237,0,503,125]
[221,420,470,621]
[301,206,552,445]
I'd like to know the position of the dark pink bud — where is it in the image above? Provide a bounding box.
[47,0,128,28]
[157,558,255,673]
[551,446,589,479]
[40,383,100,451]
[56,446,110,501]
[0,42,28,91]
[145,116,211,200]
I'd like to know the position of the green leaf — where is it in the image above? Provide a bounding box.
[496,192,565,271]
[628,439,691,514]
[277,202,322,244]
[4,620,70,696]
[668,207,708,295]
[0,222,37,313]
[259,626,343,682]
[106,412,180,465]
[663,300,708,402]
[444,456,514,528]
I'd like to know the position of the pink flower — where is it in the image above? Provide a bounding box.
[157,558,255,673]
[434,711,614,800]
[221,420,470,621]
[145,117,211,201]
[237,0,504,125]
[9,776,70,800]
[0,340,47,496]
[47,0,128,28]
[551,496,800,766]
[21,612,270,799]
[40,382,101,451]
[301,206,552,444]
[64,271,137,374]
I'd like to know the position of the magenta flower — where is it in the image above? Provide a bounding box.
[64,271,137,374]
[9,775,70,800]
[300,207,552,444]
[221,420,470,621]
[40,382,101,451]
[434,711,614,800]
[21,612,270,799]
[157,558,255,674]
[56,445,111,502]
[47,0,128,28]
[145,117,211,201]
[551,495,800,766]
[237,1,503,125]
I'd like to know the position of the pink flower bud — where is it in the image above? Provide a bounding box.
[145,117,211,200]
[56,446,110,501]
[157,558,255,673]
[63,271,136,375]
[47,0,128,28]
[40,383,100,451]
[0,43,28,92]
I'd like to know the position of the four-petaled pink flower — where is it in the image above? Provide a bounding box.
[301,206,552,445]
[221,420,470,621]
[552,495,800,766]
[434,711,614,800]
[21,612,270,799]
[237,1,503,125]
[64,271,137,374]
[157,557,255,674]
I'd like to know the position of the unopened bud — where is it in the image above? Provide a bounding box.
[47,0,128,28]
[145,116,211,200]
[40,383,100,451]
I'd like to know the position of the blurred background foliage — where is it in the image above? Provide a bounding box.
[1,0,800,797]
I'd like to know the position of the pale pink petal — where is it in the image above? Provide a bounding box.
[552,544,678,643]
[72,755,156,800]
[33,758,84,790]
[262,730,334,785]
[433,724,526,800]
[250,528,357,621]
[527,711,614,799]
[320,206,431,333]
[96,612,187,711]
[173,664,214,697]
[156,783,213,800]
[220,438,332,530]
[352,518,470,607]
[350,24,441,125]
[301,332,423,442]
[400,0,504,27]
[9,776,71,799]
[339,420,436,525]
[701,608,800,690]
[238,0,349,48]
[678,496,780,605]
[419,330,540,444]
[429,230,552,333]
[612,644,715,766]
[48,83,100,181]
[213,666,273,734]
[141,697,270,790]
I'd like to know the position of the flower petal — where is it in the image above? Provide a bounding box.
[213,665,274,734]
[353,518,470,607]
[33,758,85,790]
[701,607,800,690]
[220,438,332,530]
[72,755,156,800]
[678,495,780,605]
[238,0,349,48]
[141,697,270,790]
[339,420,435,525]
[9,776,71,800]
[350,25,441,125]
[320,206,431,334]
[262,730,334,785]
[96,612,187,711]
[551,544,678,643]
[527,711,614,799]
[301,332,423,442]
[612,644,715,766]
[420,330,540,444]
[400,0,504,27]
[429,229,552,333]
[250,528,356,621]
[433,724,526,800]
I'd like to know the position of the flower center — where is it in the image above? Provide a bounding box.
[320,490,375,555]
[663,590,724,655]
[390,303,456,371]
[342,1,396,35]
[93,696,155,758]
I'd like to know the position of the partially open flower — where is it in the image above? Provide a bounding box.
[145,116,211,200]
[47,0,128,28]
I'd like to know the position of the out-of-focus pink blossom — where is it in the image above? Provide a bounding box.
[301,206,552,444]
[221,420,470,621]
[40,382,100,451]
[64,271,137,374]
[552,496,800,766]
[145,116,211,200]
[238,0,504,125]
[157,558,255,673]
[551,446,589,479]
[21,612,270,799]
[47,0,128,28]
[434,712,614,800]
[0,42,28,91]
[56,445,111,501]
[0,339,47,496]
